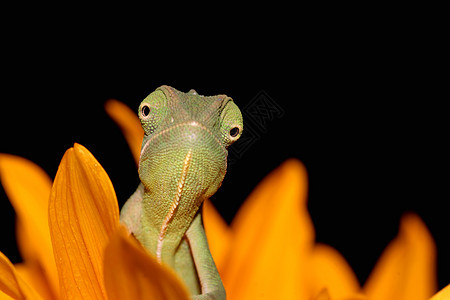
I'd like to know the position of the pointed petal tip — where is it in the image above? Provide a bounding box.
[275,158,309,195]
[400,212,432,236]
[279,158,308,177]
[310,243,360,299]
[399,212,436,261]
[72,143,90,161]
[73,142,86,152]
[49,142,119,299]
[0,153,59,294]
[224,158,313,299]
[104,99,135,117]
[363,211,437,300]
[104,99,128,121]
[103,99,143,165]
[104,98,122,111]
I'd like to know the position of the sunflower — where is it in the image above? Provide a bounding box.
[0,99,447,300]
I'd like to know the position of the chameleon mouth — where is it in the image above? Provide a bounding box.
[155,149,193,263]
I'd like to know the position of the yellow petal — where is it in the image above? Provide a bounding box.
[104,226,190,300]
[0,251,43,300]
[202,199,232,274]
[363,213,437,300]
[0,154,58,295]
[223,159,314,299]
[430,284,450,300]
[105,99,144,165]
[48,143,119,299]
[310,244,361,299]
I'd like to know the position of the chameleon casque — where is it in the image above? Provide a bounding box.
[120,85,243,299]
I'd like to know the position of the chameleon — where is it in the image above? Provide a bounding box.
[120,85,243,299]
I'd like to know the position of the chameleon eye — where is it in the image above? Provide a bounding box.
[141,105,151,118]
[138,89,168,136]
[220,100,243,147]
[229,127,240,138]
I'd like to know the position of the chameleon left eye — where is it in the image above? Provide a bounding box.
[219,100,243,147]
[229,127,240,138]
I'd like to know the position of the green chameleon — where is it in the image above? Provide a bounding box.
[120,85,243,299]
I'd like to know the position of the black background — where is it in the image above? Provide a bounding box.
[0,8,448,290]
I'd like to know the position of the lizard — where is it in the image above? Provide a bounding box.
[120,85,243,299]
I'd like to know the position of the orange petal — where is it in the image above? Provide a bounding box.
[312,288,370,300]
[0,292,14,299]
[104,226,190,300]
[430,284,450,300]
[340,294,370,300]
[202,199,232,274]
[223,159,314,299]
[105,99,143,165]
[0,251,43,300]
[309,244,361,299]
[48,143,119,299]
[0,154,58,295]
[314,289,331,300]
[14,263,54,300]
[363,213,437,300]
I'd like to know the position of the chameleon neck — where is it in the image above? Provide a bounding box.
[155,149,192,262]
[138,149,203,267]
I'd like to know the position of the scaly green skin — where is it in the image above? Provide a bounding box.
[120,85,243,299]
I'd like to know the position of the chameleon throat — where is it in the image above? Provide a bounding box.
[156,149,193,262]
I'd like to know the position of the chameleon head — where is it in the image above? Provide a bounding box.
[137,85,243,256]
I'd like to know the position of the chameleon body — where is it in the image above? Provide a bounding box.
[120,85,243,299]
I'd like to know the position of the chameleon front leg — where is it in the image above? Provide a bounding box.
[120,183,144,235]
[186,211,226,300]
